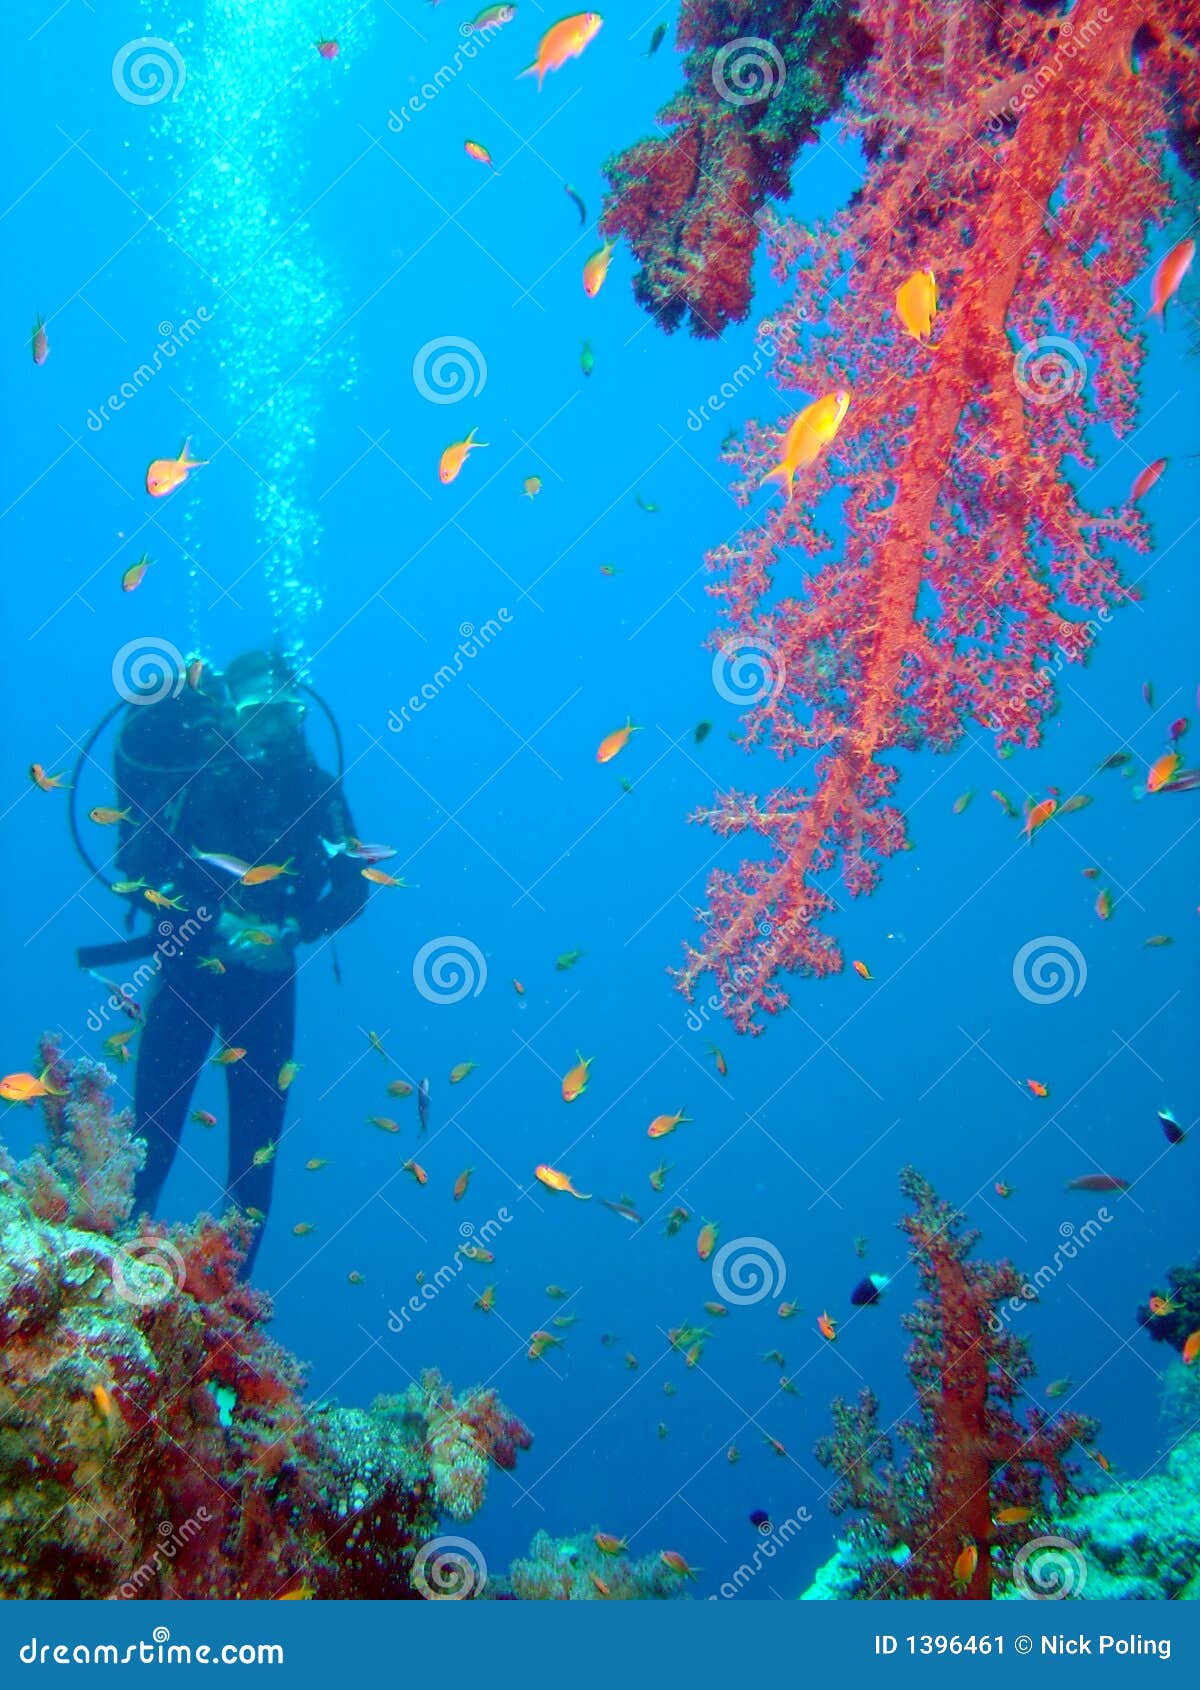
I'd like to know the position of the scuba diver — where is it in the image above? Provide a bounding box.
[88,651,367,1272]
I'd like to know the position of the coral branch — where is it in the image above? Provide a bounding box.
[676,0,1197,1029]
[601,0,871,335]
[815,1167,1097,1599]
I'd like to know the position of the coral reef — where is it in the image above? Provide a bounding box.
[814,1168,1097,1598]
[601,0,871,336]
[0,1045,530,1599]
[675,0,1198,1029]
[1049,1423,1200,1601]
[1137,1251,1200,1352]
[490,1530,689,1599]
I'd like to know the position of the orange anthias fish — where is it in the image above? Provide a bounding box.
[589,1571,611,1597]
[660,1550,698,1579]
[1023,796,1057,839]
[402,1159,428,1185]
[707,1042,727,1077]
[464,139,494,168]
[817,1311,837,1342]
[895,268,938,343]
[0,1068,68,1103]
[520,12,603,88]
[362,867,407,886]
[449,1061,478,1084]
[953,1542,979,1586]
[1148,1295,1176,1318]
[647,1109,690,1139]
[1026,1079,1048,1098]
[278,1060,301,1090]
[241,859,294,886]
[582,241,614,298]
[29,764,69,791]
[1147,237,1194,322]
[1095,887,1113,921]
[696,1220,718,1261]
[31,315,49,365]
[473,1283,496,1313]
[1129,457,1167,502]
[439,427,487,485]
[1146,750,1182,793]
[852,959,873,981]
[89,806,131,826]
[762,390,850,500]
[593,1532,627,1556]
[994,1506,1033,1526]
[528,1330,563,1361]
[561,1051,592,1102]
[146,439,208,497]
[1181,1329,1200,1365]
[596,717,640,763]
[535,1163,591,1200]
[211,1047,246,1065]
[144,888,186,910]
[453,1166,474,1201]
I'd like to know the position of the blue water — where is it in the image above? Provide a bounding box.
[4,3,1197,1596]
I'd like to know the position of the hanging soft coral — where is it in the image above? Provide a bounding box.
[816,1167,1098,1598]
[602,0,871,335]
[676,0,1199,1029]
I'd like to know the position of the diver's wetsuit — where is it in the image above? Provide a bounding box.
[119,748,367,1267]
